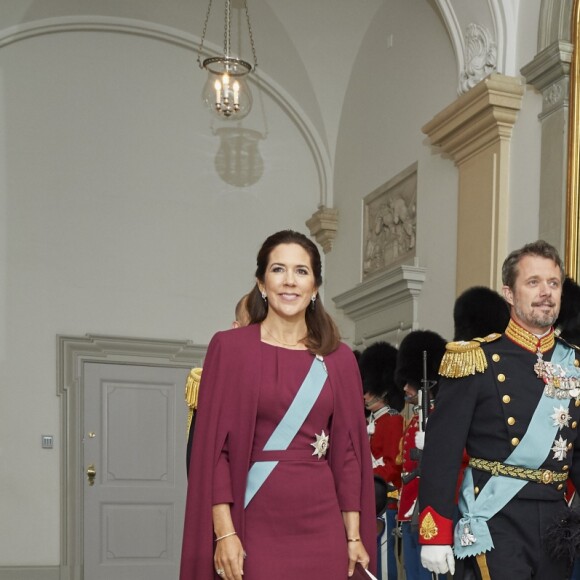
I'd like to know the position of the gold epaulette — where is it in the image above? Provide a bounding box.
[185,367,203,409]
[185,367,203,436]
[438,333,501,378]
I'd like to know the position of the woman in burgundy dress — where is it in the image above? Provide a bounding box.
[180,230,376,580]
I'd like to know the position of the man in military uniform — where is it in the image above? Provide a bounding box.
[418,240,580,579]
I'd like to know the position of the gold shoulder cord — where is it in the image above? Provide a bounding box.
[438,333,501,379]
[185,367,203,436]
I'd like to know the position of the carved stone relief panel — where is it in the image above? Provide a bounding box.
[362,162,417,280]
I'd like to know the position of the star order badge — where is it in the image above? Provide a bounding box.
[551,405,571,430]
[551,435,568,461]
[311,430,329,459]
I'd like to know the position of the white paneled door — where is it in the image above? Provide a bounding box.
[83,362,189,580]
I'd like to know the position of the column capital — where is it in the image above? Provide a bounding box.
[422,73,524,164]
[306,206,339,254]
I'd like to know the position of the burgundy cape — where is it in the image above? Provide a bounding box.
[180,323,377,578]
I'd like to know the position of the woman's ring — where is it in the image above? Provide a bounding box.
[216,569,225,576]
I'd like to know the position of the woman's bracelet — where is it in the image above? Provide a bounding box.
[215,531,237,542]
[347,537,360,542]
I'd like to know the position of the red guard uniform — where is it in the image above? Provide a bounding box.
[369,406,404,499]
[397,413,420,522]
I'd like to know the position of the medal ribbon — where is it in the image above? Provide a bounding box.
[244,356,328,508]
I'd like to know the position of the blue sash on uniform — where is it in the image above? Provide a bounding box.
[454,342,578,558]
[244,355,328,508]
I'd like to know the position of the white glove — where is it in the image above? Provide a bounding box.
[421,545,455,575]
[415,431,425,450]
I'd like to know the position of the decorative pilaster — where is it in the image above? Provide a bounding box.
[521,41,573,253]
[422,73,524,293]
[306,206,339,254]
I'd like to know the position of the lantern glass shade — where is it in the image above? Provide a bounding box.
[201,57,253,120]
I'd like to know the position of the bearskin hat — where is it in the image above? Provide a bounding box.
[357,341,404,412]
[394,330,446,396]
[556,277,580,346]
[453,286,510,341]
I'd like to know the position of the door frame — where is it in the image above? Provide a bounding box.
[57,334,206,580]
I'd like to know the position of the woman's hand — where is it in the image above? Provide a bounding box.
[347,540,370,577]
[214,534,245,580]
[212,504,245,579]
[342,511,370,577]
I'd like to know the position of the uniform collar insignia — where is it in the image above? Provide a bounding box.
[505,318,555,353]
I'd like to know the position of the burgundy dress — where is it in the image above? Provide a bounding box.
[179,324,376,580]
[239,343,360,578]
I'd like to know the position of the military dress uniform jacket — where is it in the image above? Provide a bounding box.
[417,323,580,545]
[397,413,420,521]
[369,407,404,492]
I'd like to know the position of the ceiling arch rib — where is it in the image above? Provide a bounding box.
[432,0,466,93]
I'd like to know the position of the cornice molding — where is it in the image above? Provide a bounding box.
[57,334,206,396]
[521,40,573,91]
[333,265,426,322]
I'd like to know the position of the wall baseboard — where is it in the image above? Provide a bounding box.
[0,566,59,580]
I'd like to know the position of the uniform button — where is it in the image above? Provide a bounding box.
[492,354,500,362]
[573,421,578,429]
[563,465,569,471]
[507,417,516,426]
[502,395,511,404]
[575,359,580,367]
[511,437,520,446]
[498,374,506,382]
[568,443,573,450]
[558,484,564,490]
[474,486,480,494]
[576,399,580,407]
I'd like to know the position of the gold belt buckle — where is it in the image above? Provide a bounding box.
[541,470,554,484]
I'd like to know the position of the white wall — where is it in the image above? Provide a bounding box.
[327,0,459,342]
[507,0,543,252]
[0,21,321,566]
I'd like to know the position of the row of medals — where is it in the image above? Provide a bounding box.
[534,350,580,400]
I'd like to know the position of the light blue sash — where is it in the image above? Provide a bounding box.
[454,342,577,558]
[244,356,328,508]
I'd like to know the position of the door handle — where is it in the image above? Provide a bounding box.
[87,464,96,486]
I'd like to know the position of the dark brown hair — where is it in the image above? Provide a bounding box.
[246,230,341,355]
[502,239,564,289]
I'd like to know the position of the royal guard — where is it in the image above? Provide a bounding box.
[556,277,580,347]
[359,341,405,580]
[452,286,510,342]
[394,330,447,580]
